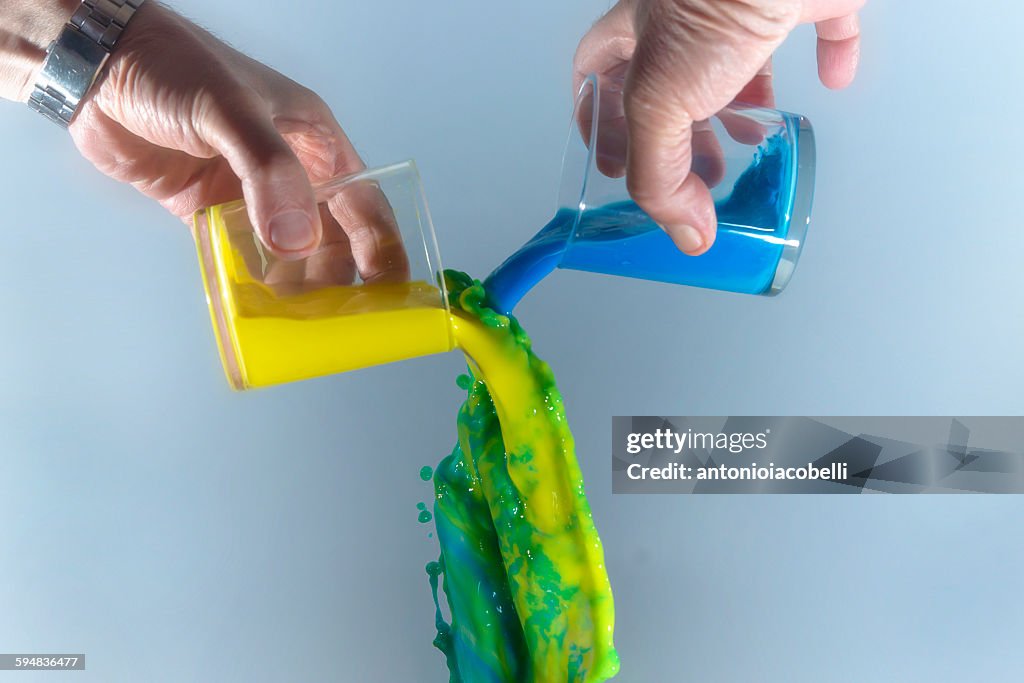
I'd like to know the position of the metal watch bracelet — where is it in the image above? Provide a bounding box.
[27,0,147,128]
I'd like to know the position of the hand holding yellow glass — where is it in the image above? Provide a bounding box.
[192,161,454,390]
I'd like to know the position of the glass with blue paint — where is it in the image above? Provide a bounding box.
[485,73,815,313]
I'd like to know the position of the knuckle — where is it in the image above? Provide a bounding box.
[253,145,304,179]
[200,83,261,124]
[627,0,799,119]
[199,90,301,175]
[623,86,691,151]
[292,83,329,116]
[626,16,709,117]
[658,0,800,42]
[272,78,336,129]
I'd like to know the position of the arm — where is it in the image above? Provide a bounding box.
[0,0,77,102]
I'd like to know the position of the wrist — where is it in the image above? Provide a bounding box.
[0,0,79,102]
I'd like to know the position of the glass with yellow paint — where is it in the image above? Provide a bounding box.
[192,160,453,390]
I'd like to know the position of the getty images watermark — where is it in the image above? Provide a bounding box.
[623,426,848,484]
[613,416,1024,494]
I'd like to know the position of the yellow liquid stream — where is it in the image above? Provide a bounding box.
[431,274,619,682]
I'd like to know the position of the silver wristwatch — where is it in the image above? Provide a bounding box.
[28,0,147,128]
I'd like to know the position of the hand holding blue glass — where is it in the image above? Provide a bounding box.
[484,73,816,314]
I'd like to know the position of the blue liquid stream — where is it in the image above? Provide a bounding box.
[483,130,794,314]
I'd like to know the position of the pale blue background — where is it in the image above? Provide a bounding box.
[1,1,1023,681]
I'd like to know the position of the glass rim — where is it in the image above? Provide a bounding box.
[192,205,246,389]
[558,74,600,256]
[765,115,815,296]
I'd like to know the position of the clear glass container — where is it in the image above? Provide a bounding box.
[192,160,452,390]
[559,73,816,296]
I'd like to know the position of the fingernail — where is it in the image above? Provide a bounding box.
[269,211,315,252]
[672,224,705,255]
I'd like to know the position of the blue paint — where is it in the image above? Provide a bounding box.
[483,211,574,314]
[484,130,797,314]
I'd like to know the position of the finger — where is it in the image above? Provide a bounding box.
[816,14,861,89]
[623,1,793,255]
[275,108,364,183]
[572,1,636,97]
[273,90,409,283]
[327,181,410,284]
[622,73,715,255]
[199,92,322,260]
[573,2,636,177]
[263,259,309,297]
[691,120,726,189]
[264,204,357,293]
[577,63,631,178]
[304,203,358,286]
[716,59,773,145]
[623,32,705,251]
[715,109,768,146]
[623,86,714,255]
[734,58,775,109]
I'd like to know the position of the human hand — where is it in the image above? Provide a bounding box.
[1,1,407,281]
[573,0,864,255]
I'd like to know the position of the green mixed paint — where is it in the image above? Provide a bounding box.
[426,271,619,682]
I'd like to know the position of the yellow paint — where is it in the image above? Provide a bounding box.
[230,283,451,388]
[194,204,455,390]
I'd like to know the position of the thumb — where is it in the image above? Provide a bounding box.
[623,0,799,255]
[200,92,322,260]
